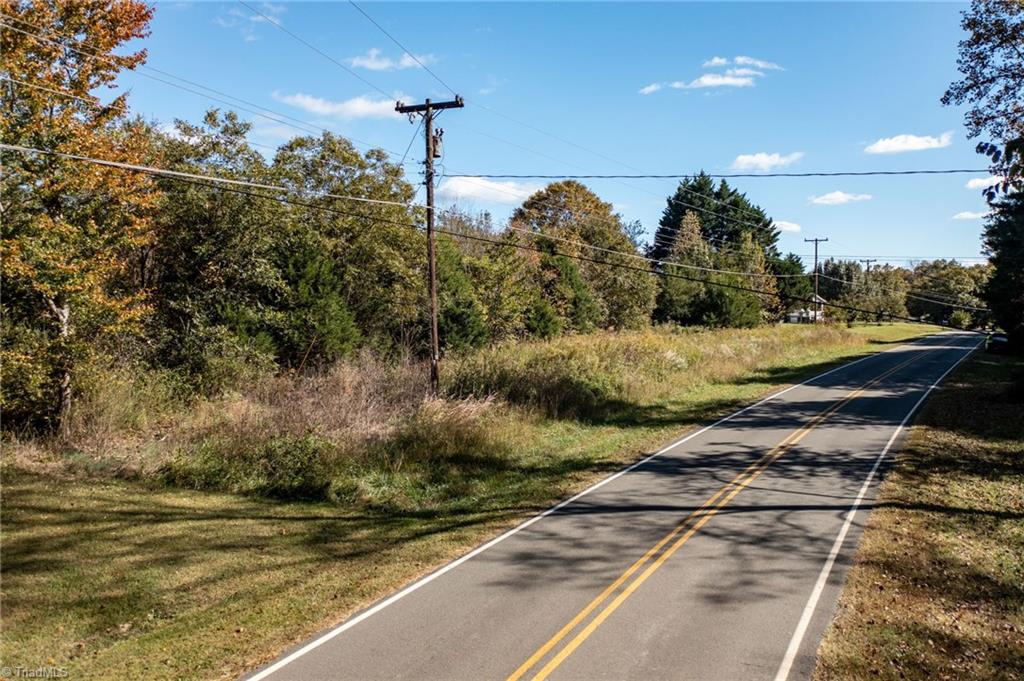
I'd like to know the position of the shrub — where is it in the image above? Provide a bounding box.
[162,434,336,500]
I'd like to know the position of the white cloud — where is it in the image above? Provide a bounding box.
[215,2,284,40]
[437,177,540,205]
[774,220,802,233]
[641,55,781,95]
[272,91,402,119]
[864,131,953,154]
[951,210,991,220]
[726,67,764,78]
[672,73,755,89]
[734,55,782,70]
[730,151,804,172]
[347,48,436,71]
[809,190,873,205]
[965,175,1004,190]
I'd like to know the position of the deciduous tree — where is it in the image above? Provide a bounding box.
[1,0,156,433]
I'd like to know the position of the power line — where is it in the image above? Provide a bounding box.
[0,15,408,161]
[236,0,393,100]
[447,169,992,179]
[125,162,984,334]
[229,3,777,234]
[0,76,126,111]
[22,141,980,334]
[0,143,423,211]
[346,0,459,98]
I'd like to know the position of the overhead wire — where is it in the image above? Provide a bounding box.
[16,140,978,334]
[1,143,425,210]
[0,14,410,161]
[446,169,993,179]
[236,0,394,100]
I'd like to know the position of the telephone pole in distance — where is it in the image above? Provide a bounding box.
[805,237,828,322]
[396,96,464,394]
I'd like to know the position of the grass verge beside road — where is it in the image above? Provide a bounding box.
[1,323,938,680]
[815,350,1024,681]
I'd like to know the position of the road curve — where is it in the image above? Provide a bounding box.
[246,331,980,681]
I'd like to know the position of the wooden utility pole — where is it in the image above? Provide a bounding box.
[396,96,464,394]
[858,258,877,279]
[805,237,828,321]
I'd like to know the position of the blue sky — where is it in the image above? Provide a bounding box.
[118,1,996,268]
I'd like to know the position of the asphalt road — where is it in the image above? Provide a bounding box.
[248,331,980,681]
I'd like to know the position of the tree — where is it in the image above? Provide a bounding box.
[651,172,780,262]
[512,181,656,330]
[270,132,422,351]
[816,259,862,303]
[654,211,712,325]
[147,112,288,385]
[906,259,989,326]
[1,0,156,433]
[942,0,1024,188]
[983,191,1024,344]
[773,253,813,311]
[435,237,488,352]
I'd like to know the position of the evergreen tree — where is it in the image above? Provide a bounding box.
[983,191,1024,344]
[435,237,489,353]
[773,253,814,311]
[651,172,780,262]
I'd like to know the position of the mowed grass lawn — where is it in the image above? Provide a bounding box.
[1,323,939,680]
[816,350,1024,681]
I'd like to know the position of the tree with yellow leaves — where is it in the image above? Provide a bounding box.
[1,0,157,434]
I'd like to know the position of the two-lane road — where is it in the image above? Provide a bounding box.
[248,332,980,681]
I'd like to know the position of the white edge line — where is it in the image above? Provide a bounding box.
[772,339,981,681]
[247,335,948,680]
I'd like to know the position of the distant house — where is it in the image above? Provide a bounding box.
[784,295,827,323]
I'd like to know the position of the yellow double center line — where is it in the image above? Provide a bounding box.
[508,350,926,681]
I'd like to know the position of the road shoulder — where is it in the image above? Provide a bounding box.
[813,350,1024,681]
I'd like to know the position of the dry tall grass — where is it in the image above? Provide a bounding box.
[6,324,868,503]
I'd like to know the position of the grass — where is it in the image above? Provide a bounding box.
[814,351,1024,681]
[1,322,940,679]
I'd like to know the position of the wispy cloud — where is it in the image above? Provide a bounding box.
[672,74,755,89]
[346,48,436,71]
[478,74,507,96]
[438,177,540,205]
[864,131,953,154]
[726,67,764,78]
[641,55,782,95]
[774,220,802,233]
[965,175,1004,190]
[215,2,284,41]
[951,210,991,220]
[809,190,873,205]
[731,151,804,172]
[734,55,782,70]
[272,91,403,119]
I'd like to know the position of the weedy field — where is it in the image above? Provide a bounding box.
[1,323,937,679]
[815,350,1024,681]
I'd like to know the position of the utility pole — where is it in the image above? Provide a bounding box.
[396,96,464,394]
[805,237,828,322]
